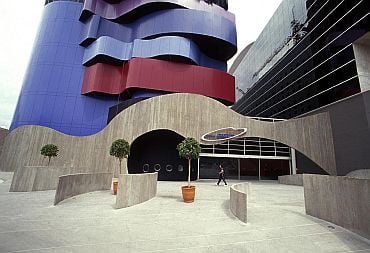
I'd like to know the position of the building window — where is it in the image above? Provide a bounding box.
[154,164,161,172]
[166,165,173,172]
[143,164,149,173]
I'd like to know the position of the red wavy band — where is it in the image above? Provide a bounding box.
[82,58,235,104]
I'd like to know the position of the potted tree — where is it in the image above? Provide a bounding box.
[109,139,130,195]
[40,144,59,166]
[177,137,201,203]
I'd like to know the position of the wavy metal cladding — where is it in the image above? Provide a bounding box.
[10,2,118,136]
[83,36,227,71]
[82,58,236,104]
[81,8,237,61]
[80,0,235,22]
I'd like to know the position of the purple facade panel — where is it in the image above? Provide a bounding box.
[81,9,237,61]
[83,36,227,71]
[81,0,235,22]
[10,2,118,136]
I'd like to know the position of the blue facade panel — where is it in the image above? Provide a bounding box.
[83,36,227,71]
[10,2,117,136]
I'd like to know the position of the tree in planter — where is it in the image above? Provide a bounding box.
[177,137,201,187]
[109,139,130,174]
[40,144,59,166]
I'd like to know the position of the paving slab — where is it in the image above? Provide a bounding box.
[0,174,369,253]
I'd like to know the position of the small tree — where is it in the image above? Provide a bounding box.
[40,144,59,166]
[110,139,130,174]
[177,137,201,187]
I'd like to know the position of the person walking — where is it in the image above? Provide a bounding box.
[217,164,227,185]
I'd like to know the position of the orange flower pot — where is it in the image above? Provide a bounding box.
[113,181,118,195]
[181,185,196,203]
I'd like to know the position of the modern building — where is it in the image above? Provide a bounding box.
[232,0,370,175]
[10,0,236,136]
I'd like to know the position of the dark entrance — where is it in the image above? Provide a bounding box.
[199,157,290,180]
[128,129,197,181]
[199,157,239,180]
[240,159,290,180]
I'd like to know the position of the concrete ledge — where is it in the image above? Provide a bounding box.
[278,174,303,186]
[54,172,112,205]
[230,183,249,223]
[10,166,89,192]
[303,174,370,240]
[346,169,370,179]
[116,172,158,209]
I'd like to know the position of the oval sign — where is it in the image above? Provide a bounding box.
[201,127,247,142]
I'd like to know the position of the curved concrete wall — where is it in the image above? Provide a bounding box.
[10,166,89,192]
[0,128,8,157]
[346,169,370,179]
[230,183,249,223]
[0,94,336,180]
[116,172,158,209]
[303,174,370,240]
[278,174,303,186]
[54,172,112,205]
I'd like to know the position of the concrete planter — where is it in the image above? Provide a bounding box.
[181,185,195,203]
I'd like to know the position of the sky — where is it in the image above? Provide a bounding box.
[0,0,282,129]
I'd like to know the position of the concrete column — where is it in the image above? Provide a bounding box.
[291,148,297,175]
[238,159,240,180]
[353,33,370,92]
[197,158,200,180]
[258,159,261,181]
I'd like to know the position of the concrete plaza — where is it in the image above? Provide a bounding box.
[0,172,369,253]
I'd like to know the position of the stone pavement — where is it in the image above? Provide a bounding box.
[0,172,369,253]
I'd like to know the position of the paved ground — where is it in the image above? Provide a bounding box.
[0,172,369,253]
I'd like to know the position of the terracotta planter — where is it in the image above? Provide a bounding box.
[113,181,118,195]
[181,185,196,203]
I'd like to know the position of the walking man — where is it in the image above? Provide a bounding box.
[217,164,227,185]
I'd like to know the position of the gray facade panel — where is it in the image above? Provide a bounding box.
[301,91,370,175]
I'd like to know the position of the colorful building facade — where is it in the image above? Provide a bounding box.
[10,0,237,136]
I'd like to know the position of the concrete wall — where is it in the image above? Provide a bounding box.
[0,128,8,159]
[116,172,158,209]
[346,169,370,179]
[0,94,337,184]
[278,174,303,186]
[300,90,370,176]
[54,172,112,205]
[10,166,90,192]
[303,174,370,240]
[354,33,370,92]
[230,183,249,223]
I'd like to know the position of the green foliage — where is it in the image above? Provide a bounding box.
[177,137,201,187]
[177,137,201,160]
[110,139,130,174]
[110,139,130,160]
[40,144,59,165]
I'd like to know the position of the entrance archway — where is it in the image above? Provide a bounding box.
[128,129,197,181]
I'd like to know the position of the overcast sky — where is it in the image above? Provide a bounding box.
[0,0,282,129]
